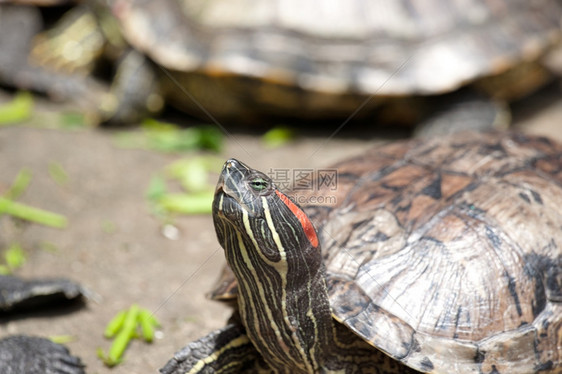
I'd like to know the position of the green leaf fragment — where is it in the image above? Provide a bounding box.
[150,128,215,152]
[104,310,127,338]
[97,347,123,367]
[115,119,223,153]
[166,156,223,193]
[40,241,60,253]
[4,243,26,270]
[48,162,69,186]
[183,315,198,323]
[100,305,160,367]
[141,117,175,131]
[0,92,34,125]
[103,305,139,366]
[139,310,160,342]
[121,304,140,334]
[158,191,214,215]
[49,335,75,344]
[5,168,32,200]
[177,159,207,192]
[1,168,66,228]
[105,327,132,366]
[0,243,26,274]
[142,119,223,152]
[0,197,67,228]
[112,130,145,149]
[60,112,87,129]
[262,126,296,148]
[192,125,223,152]
[148,156,222,216]
[146,175,167,202]
[101,220,117,234]
[167,156,223,176]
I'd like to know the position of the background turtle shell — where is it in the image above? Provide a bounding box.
[110,0,561,120]
[305,132,562,373]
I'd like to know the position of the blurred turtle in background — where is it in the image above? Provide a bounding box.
[1,0,561,130]
[110,0,562,133]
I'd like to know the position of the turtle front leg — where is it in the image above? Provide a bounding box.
[160,323,270,374]
[323,322,421,374]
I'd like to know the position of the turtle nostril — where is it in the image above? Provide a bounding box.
[225,159,238,169]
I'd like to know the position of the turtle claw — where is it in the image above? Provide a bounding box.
[0,335,85,374]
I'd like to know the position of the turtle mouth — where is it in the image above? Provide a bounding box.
[213,158,264,217]
[215,184,225,196]
[213,185,242,218]
[214,160,248,205]
[214,178,239,205]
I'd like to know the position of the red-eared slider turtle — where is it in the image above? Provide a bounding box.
[111,0,562,128]
[162,131,562,373]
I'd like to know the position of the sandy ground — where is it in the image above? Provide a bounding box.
[0,82,561,374]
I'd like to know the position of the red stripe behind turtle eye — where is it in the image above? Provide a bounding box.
[275,190,319,248]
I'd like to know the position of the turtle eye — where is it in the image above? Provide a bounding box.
[249,177,268,192]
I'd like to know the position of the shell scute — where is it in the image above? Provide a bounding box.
[329,277,416,361]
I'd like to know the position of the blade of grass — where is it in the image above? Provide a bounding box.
[48,162,69,186]
[0,197,67,228]
[4,168,32,200]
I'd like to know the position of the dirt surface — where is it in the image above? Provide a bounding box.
[0,83,561,374]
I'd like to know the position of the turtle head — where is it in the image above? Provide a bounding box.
[212,159,333,371]
[213,158,274,220]
[213,158,319,263]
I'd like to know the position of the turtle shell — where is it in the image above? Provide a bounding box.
[110,0,561,120]
[212,132,562,373]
